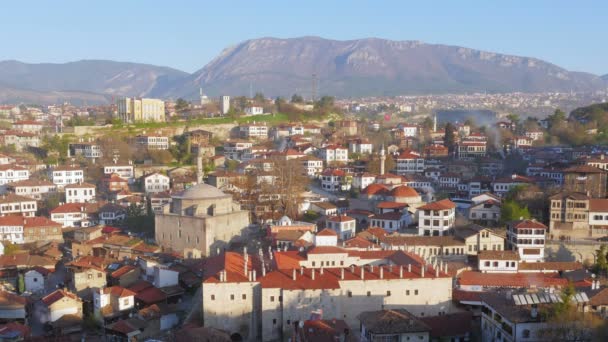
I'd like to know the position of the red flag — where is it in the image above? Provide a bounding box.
[384,113,391,121]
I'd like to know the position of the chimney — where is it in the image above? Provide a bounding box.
[320,267,324,275]
[370,265,374,273]
[311,268,315,280]
[399,266,403,278]
[531,305,538,319]
[435,267,439,277]
[408,264,412,273]
[292,269,296,281]
[341,268,344,280]
[253,269,257,281]
[350,265,355,273]
[421,266,425,278]
[380,267,384,279]
[360,267,365,280]
[300,267,304,275]
[248,271,252,282]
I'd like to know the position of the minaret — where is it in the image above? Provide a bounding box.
[380,144,386,175]
[196,148,203,184]
[433,114,437,132]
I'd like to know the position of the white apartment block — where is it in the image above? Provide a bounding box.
[65,183,96,203]
[50,167,84,189]
[457,141,486,159]
[142,173,170,194]
[417,199,456,236]
[224,141,253,160]
[399,124,418,137]
[301,157,324,177]
[136,135,170,150]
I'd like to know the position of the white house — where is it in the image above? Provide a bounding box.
[590,199,608,233]
[142,173,170,194]
[469,200,501,224]
[320,169,351,192]
[0,216,25,244]
[93,286,135,321]
[395,150,425,174]
[6,179,56,200]
[370,212,412,233]
[348,139,373,155]
[239,123,268,139]
[506,219,547,262]
[325,215,356,240]
[50,166,84,189]
[318,145,348,164]
[65,183,96,203]
[25,268,48,293]
[41,289,83,323]
[314,228,338,246]
[352,173,376,190]
[301,157,324,177]
[244,106,264,116]
[0,194,37,217]
[478,250,519,273]
[398,124,418,137]
[417,199,456,236]
[524,130,544,141]
[135,135,170,150]
[0,165,30,192]
[153,266,179,288]
[492,174,534,197]
[103,165,135,184]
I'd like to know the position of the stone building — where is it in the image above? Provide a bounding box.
[154,183,250,257]
[563,165,607,198]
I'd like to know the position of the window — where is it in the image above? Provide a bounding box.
[484,261,490,267]
[414,290,419,295]
[270,296,275,302]
[347,291,352,297]
[273,319,277,325]
[522,329,531,338]
[386,291,391,296]
[367,291,371,297]
[123,298,129,306]
[230,294,234,300]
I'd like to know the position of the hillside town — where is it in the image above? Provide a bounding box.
[0,93,607,341]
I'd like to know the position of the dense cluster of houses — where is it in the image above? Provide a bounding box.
[0,110,608,340]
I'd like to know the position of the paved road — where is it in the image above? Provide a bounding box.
[308,184,342,201]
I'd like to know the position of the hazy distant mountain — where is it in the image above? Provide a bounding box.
[602,74,608,82]
[168,37,605,98]
[0,60,187,104]
[0,38,605,104]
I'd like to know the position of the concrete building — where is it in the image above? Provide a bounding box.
[68,143,103,160]
[117,97,166,123]
[103,165,135,184]
[155,183,250,257]
[244,106,263,116]
[318,145,349,165]
[325,215,356,240]
[6,179,56,200]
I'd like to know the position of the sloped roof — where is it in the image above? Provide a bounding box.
[418,199,456,210]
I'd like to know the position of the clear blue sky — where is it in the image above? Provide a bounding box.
[2,0,606,75]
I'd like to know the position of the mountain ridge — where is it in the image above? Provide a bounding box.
[0,37,606,104]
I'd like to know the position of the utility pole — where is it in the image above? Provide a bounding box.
[311,73,317,102]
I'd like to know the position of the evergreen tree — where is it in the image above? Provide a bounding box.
[443,123,456,153]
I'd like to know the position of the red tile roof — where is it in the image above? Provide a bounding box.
[510,219,548,230]
[390,186,419,198]
[361,184,389,196]
[111,265,137,278]
[326,215,355,223]
[458,271,568,288]
[317,228,338,237]
[42,289,80,306]
[134,286,166,304]
[418,199,456,210]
